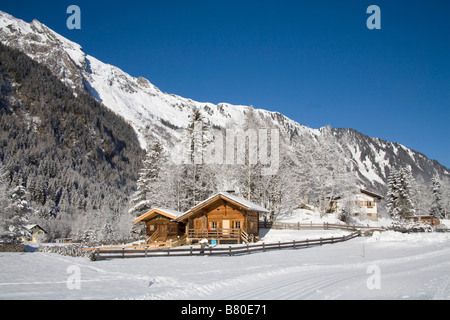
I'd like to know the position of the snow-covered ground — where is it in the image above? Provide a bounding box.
[1,229,449,300]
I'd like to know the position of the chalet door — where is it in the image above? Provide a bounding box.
[223,220,230,236]
[157,225,167,238]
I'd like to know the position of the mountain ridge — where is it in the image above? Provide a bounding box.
[1,10,448,196]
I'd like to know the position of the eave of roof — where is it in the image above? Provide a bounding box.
[134,208,184,224]
[175,192,269,222]
[360,189,383,200]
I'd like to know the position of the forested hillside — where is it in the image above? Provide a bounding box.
[0,43,144,240]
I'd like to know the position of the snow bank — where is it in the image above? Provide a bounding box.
[2,232,449,300]
[260,228,351,243]
[275,208,344,225]
[367,230,450,244]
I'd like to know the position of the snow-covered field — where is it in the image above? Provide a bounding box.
[1,229,449,300]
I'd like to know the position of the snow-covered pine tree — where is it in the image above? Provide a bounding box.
[0,168,33,243]
[386,168,400,219]
[290,132,317,206]
[129,140,166,218]
[180,108,215,209]
[442,177,450,219]
[387,167,416,220]
[237,106,264,203]
[412,175,432,217]
[0,165,13,244]
[315,126,359,217]
[399,168,416,218]
[430,174,445,219]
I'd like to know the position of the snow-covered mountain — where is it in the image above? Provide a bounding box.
[1,10,448,193]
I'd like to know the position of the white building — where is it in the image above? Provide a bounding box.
[351,189,383,221]
[329,189,383,221]
[21,225,48,243]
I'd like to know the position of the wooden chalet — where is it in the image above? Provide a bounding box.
[175,192,270,244]
[404,215,440,226]
[134,208,185,243]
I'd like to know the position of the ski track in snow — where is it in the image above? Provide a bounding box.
[1,234,450,300]
[131,241,450,300]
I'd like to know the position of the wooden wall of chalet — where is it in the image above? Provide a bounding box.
[405,216,440,226]
[146,217,185,240]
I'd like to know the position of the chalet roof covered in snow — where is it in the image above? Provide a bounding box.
[176,192,270,222]
[218,192,270,213]
[25,224,47,234]
[134,208,184,223]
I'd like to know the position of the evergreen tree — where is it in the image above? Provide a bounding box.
[386,168,400,219]
[430,174,444,219]
[387,167,416,220]
[129,140,165,217]
[182,108,215,208]
[0,168,32,243]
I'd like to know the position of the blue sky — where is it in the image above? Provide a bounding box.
[1,0,449,168]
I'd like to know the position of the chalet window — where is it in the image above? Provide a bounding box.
[360,201,375,207]
[211,222,218,229]
[232,221,241,229]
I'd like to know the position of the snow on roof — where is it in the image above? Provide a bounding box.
[154,208,185,219]
[218,192,270,213]
[176,192,269,221]
[25,224,47,233]
[134,208,184,223]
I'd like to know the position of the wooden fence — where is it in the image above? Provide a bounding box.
[92,232,360,261]
[259,221,383,232]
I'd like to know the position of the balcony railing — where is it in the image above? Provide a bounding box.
[187,228,241,239]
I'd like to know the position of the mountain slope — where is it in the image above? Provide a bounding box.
[1,10,448,197]
[0,41,144,237]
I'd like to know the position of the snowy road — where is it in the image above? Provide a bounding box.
[0,230,449,300]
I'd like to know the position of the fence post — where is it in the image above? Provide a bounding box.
[167,247,170,256]
[320,238,323,246]
[145,247,148,258]
[229,246,232,256]
[263,242,265,252]
[122,248,125,259]
[293,240,296,249]
[298,222,300,230]
[96,248,100,261]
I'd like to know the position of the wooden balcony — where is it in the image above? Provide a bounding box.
[187,229,249,244]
